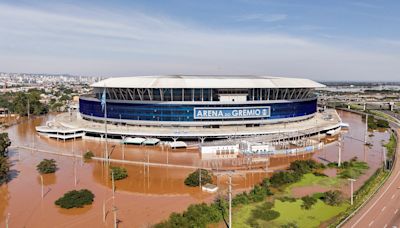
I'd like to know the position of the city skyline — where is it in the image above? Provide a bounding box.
[0,0,400,81]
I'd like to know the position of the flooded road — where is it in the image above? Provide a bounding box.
[0,111,390,227]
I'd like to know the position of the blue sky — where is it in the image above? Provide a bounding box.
[0,0,400,81]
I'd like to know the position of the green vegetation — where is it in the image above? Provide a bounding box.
[271,159,325,188]
[36,159,57,174]
[318,190,344,206]
[83,150,94,161]
[233,199,347,228]
[363,114,390,130]
[385,133,397,159]
[110,166,128,180]
[248,201,280,226]
[327,157,369,179]
[156,177,273,227]
[0,133,11,184]
[0,133,11,157]
[55,189,95,209]
[301,195,317,210]
[184,169,213,187]
[0,156,10,184]
[330,168,390,227]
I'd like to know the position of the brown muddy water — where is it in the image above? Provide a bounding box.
[0,111,390,227]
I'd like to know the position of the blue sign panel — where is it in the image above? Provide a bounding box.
[194,106,271,119]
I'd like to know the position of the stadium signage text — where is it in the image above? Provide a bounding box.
[194,106,271,119]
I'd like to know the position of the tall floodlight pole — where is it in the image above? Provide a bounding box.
[121,136,126,160]
[111,169,115,199]
[6,213,10,228]
[74,157,77,187]
[27,98,30,119]
[364,114,368,145]
[199,167,202,189]
[348,178,356,205]
[383,147,387,170]
[112,206,118,228]
[228,175,232,228]
[101,84,109,161]
[338,134,342,167]
[40,175,44,199]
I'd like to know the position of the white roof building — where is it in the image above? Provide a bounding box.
[91,75,325,89]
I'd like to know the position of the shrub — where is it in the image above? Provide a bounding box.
[36,159,57,174]
[289,159,323,174]
[55,189,94,209]
[321,190,343,206]
[83,151,94,160]
[278,196,297,202]
[184,169,213,187]
[0,156,10,183]
[312,171,328,177]
[281,222,299,228]
[270,171,302,188]
[301,195,317,210]
[110,166,128,180]
[0,133,11,157]
[377,119,389,128]
[250,201,280,222]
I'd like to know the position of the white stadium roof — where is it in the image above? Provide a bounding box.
[91,75,325,89]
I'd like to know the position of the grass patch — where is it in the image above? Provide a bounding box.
[233,199,348,228]
[385,133,397,159]
[284,173,343,195]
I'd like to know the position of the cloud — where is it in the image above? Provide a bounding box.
[0,3,399,81]
[236,13,288,22]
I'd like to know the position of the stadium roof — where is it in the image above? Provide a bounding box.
[91,75,325,89]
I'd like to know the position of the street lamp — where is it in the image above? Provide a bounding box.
[5,213,10,228]
[121,136,126,160]
[40,175,44,199]
[348,178,356,205]
[102,196,114,223]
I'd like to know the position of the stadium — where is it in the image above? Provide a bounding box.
[37,75,342,145]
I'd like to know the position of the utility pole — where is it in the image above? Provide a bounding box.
[27,98,30,119]
[121,136,126,160]
[5,213,10,228]
[74,157,77,187]
[383,147,387,170]
[112,206,118,228]
[111,169,115,199]
[338,135,342,167]
[40,175,44,199]
[364,114,368,145]
[199,167,202,189]
[216,171,246,228]
[348,178,356,205]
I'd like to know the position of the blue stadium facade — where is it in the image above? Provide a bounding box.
[79,75,324,129]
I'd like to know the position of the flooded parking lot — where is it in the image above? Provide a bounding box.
[0,110,390,227]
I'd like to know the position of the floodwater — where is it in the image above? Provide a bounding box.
[0,111,390,227]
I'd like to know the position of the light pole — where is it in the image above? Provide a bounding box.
[112,206,118,228]
[40,175,44,199]
[121,136,126,160]
[103,197,114,223]
[364,114,368,145]
[5,213,10,228]
[337,134,342,167]
[348,178,356,205]
[111,169,115,199]
[74,157,78,187]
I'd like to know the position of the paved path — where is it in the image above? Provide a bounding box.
[343,128,400,228]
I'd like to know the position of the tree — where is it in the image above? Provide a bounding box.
[83,150,94,161]
[301,195,317,210]
[110,166,128,180]
[0,156,10,183]
[0,133,11,157]
[0,133,11,183]
[55,189,95,209]
[184,169,213,187]
[321,190,343,206]
[36,159,57,174]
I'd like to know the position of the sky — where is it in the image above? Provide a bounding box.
[0,0,400,81]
